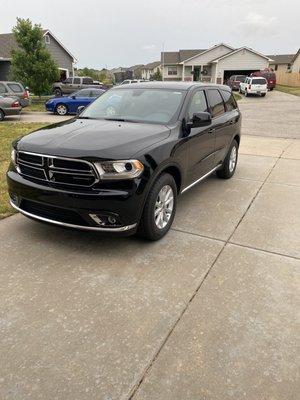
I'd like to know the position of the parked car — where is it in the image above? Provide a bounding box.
[0,81,30,107]
[0,96,21,121]
[7,82,241,240]
[52,76,107,96]
[45,88,105,115]
[239,77,268,97]
[250,69,276,90]
[227,75,247,90]
[120,79,149,85]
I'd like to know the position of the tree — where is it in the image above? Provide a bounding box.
[10,18,60,97]
[153,68,162,81]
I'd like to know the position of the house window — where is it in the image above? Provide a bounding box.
[44,35,50,45]
[287,63,291,71]
[168,67,177,76]
[274,64,278,71]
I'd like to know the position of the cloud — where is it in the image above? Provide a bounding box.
[238,12,278,35]
[141,44,156,51]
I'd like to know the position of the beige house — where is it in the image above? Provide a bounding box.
[291,49,300,73]
[140,61,161,80]
[161,43,272,84]
[268,54,295,72]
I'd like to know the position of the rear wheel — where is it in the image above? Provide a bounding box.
[54,88,62,97]
[217,140,239,179]
[0,109,4,121]
[261,93,266,97]
[244,90,248,97]
[137,173,177,241]
[55,103,68,116]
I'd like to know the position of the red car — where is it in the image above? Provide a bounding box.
[250,69,276,90]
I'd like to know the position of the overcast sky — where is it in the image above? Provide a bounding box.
[1,0,299,69]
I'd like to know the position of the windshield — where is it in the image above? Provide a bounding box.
[80,88,185,124]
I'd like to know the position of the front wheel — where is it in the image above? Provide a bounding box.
[244,90,248,97]
[217,140,239,179]
[55,103,68,116]
[0,109,4,121]
[137,173,177,241]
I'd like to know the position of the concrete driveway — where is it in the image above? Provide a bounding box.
[0,94,299,399]
[4,111,71,123]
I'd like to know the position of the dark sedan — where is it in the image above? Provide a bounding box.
[45,88,105,115]
[8,82,241,240]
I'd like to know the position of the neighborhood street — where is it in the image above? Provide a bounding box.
[0,91,299,399]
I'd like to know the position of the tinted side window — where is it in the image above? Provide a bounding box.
[206,89,225,118]
[187,90,208,120]
[73,78,81,84]
[0,83,7,93]
[64,78,73,84]
[221,90,237,112]
[82,78,93,85]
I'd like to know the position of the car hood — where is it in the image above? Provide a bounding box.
[16,118,171,160]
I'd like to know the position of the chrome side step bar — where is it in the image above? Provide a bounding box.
[10,201,137,232]
[181,165,221,194]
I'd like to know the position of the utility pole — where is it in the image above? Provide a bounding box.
[162,42,165,81]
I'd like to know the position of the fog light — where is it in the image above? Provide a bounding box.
[108,216,116,224]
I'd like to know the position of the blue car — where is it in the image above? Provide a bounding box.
[45,88,105,115]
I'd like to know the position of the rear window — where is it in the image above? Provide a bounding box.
[236,75,246,82]
[7,83,23,93]
[252,78,267,85]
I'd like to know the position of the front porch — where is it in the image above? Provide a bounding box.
[182,64,213,83]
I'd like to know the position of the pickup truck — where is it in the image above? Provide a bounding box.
[53,76,107,96]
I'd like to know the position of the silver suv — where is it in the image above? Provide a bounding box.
[0,81,30,107]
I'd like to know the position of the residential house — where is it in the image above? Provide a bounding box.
[0,29,76,81]
[161,43,272,84]
[291,49,300,73]
[140,61,161,80]
[267,54,295,72]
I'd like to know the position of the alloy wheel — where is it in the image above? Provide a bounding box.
[56,104,67,115]
[154,185,174,229]
[229,145,237,173]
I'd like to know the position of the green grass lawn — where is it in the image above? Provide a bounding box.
[0,122,46,219]
[233,92,242,101]
[275,85,300,97]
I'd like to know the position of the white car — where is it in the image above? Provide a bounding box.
[120,79,149,85]
[239,77,267,97]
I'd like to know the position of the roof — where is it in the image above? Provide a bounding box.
[143,61,161,70]
[161,49,206,64]
[211,47,271,63]
[267,54,295,64]
[110,81,229,91]
[291,49,300,64]
[0,30,75,61]
[128,64,144,71]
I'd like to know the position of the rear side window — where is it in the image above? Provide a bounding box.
[206,89,225,118]
[7,83,23,93]
[0,83,7,93]
[73,78,81,84]
[188,90,208,120]
[82,78,93,85]
[252,78,267,85]
[221,90,237,112]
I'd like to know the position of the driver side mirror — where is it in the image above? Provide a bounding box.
[71,95,76,99]
[189,112,212,128]
[77,105,85,115]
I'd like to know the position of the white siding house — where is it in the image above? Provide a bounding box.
[161,43,272,84]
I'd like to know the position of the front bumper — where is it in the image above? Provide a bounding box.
[7,170,145,234]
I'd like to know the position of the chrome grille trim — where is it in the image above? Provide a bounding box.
[16,151,99,188]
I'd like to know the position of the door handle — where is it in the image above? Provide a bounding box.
[208,128,215,133]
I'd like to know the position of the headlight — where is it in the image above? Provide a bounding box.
[11,148,17,165]
[94,160,144,180]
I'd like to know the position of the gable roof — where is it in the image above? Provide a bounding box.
[180,43,235,64]
[291,49,300,64]
[267,54,295,65]
[0,29,76,62]
[211,46,272,63]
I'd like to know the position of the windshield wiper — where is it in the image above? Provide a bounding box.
[104,118,138,123]
[77,116,91,119]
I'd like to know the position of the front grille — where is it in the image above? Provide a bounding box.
[21,199,88,226]
[17,151,98,189]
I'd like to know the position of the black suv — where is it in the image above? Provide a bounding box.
[7,82,241,240]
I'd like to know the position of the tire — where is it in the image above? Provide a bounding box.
[261,93,266,97]
[137,173,177,241]
[0,109,4,122]
[239,87,241,94]
[244,90,248,97]
[54,88,62,97]
[55,103,68,116]
[270,87,274,91]
[217,139,239,179]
